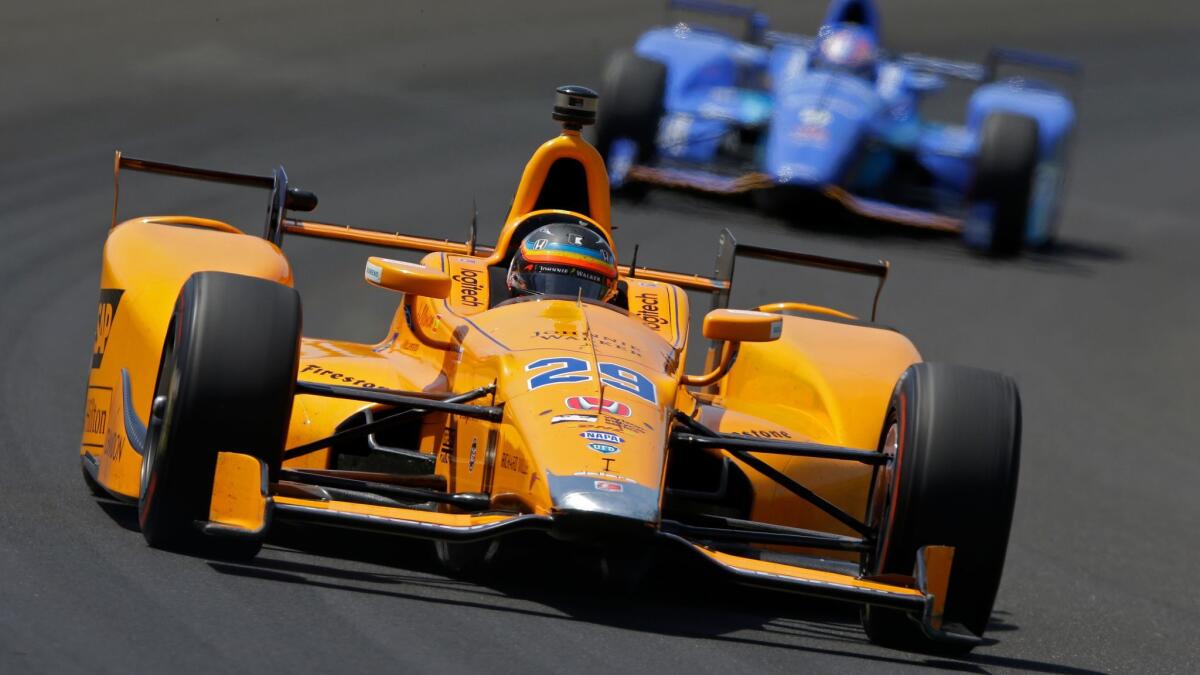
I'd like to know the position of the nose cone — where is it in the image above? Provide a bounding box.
[765,73,880,187]
[546,472,660,539]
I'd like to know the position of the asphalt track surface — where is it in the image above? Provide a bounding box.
[3,1,1199,672]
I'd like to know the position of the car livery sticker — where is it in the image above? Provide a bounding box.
[526,357,657,405]
[580,430,624,444]
[587,443,620,455]
[565,396,632,417]
[93,289,125,369]
[626,282,683,348]
[552,414,598,424]
[451,264,487,314]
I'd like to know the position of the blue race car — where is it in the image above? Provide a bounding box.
[595,0,1079,254]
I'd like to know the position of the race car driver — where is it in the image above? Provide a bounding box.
[506,220,619,303]
[814,24,880,80]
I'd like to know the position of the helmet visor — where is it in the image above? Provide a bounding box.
[520,265,614,301]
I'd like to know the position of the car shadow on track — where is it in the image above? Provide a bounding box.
[203,524,1100,674]
[94,498,142,533]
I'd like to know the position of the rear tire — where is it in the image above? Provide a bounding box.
[138,272,301,558]
[969,113,1039,256]
[862,363,1021,653]
[594,50,666,164]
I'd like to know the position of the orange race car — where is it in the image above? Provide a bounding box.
[81,86,1021,653]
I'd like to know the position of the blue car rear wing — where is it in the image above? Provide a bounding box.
[897,47,1081,102]
[897,47,1080,83]
[895,53,987,81]
[986,47,1082,79]
[985,47,1083,101]
[758,34,1080,90]
[668,0,755,19]
[667,0,769,41]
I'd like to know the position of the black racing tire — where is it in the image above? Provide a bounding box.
[861,362,1021,653]
[970,113,1040,256]
[138,271,301,558]
[594,50,666,164]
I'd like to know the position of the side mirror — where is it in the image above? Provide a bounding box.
[683,310,782,387]
[701,309,782,343]
[364,257,451,299]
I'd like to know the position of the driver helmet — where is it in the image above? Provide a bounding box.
[507,219,618,302]
[815,25,879,79]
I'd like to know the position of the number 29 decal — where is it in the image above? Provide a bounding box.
[525,357,658,405]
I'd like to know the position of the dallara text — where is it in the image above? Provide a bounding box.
[82,85,1020,653]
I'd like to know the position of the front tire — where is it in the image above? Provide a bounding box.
[594,50,666,164]
[968,113,1040,256]
[862,363,1021,653]
[138,272,301,557]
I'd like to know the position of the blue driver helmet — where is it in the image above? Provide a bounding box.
[815,25,879,79]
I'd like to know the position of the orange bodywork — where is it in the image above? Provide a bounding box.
[81,123,932,617]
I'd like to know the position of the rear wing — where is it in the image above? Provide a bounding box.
[109,152,730,290]
[897,47,1080,80]
[666,0,768,41]
[109,154,887,318]
[111,152,319,244]
[759,31,1081,96]
[896,47,1082,99]
[893,53,987,82]
[985,47,1081,81]
[708,228,889,321]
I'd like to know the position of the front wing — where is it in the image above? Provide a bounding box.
[170,450,978,646]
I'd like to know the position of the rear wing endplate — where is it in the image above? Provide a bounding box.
[709,228,889,321]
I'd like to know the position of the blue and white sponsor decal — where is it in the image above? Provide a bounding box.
[587,442,620,455]
[580,430,624,444]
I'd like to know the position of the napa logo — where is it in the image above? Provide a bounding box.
[587,442,620,455]
[580,431,624,444]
